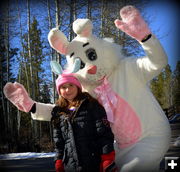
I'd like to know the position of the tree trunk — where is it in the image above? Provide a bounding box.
[27,0,38,151]
[27,0,34,98]
[69,0,76,41]
[17,0,30,93]
[4,0,12,151]
[100,0,107,37]
[55,0,61,65]
[47,0,54,145]
[87,0,92,19]
[47,0,56,103]
[16,0,29,136]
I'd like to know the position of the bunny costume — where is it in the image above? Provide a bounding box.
[4,6,171,172]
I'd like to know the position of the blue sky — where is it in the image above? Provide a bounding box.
[143,0,180,71]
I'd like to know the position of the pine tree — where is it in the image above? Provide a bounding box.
[0,26,19,153]
[163,64,172,108]
[150,64,172,109]
[173,61,180,113]
[17,17,49,152]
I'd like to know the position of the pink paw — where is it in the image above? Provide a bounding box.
[114,5,151,41]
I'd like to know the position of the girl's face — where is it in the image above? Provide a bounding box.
[59,83,78,102]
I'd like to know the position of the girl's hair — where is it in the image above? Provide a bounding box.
[55,87,97,109]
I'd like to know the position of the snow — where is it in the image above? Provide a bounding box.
[0,152,55,160]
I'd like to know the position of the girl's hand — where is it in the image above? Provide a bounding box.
[55,159,64,172]
[100,151,118,172]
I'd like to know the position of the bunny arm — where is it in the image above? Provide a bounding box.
[137,34,168,82]
[116,34,168,86]
[3,82,54,121]
[31,102,55,121]
[114,6,167,83]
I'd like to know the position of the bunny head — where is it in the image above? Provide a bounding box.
[48,19,123,87]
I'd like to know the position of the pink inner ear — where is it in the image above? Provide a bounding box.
[58,44,68,55]
[53,40,68,55]
[80,27,92,37]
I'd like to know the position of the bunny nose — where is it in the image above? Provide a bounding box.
[87,65,97,74]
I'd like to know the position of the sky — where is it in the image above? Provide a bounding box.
[143,0,180,71]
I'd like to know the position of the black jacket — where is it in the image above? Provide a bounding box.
[51,96,114,172]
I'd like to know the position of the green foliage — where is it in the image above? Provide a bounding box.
[173,61,180,106]
[0,23,20,153]
[19,17,47,102]
[13,17,52,153]
[150,64,180,111]
[39,83,51,103]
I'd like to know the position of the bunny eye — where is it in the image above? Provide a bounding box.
[86,48,97,61]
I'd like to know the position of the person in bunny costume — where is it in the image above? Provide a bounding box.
[4,6,171,172]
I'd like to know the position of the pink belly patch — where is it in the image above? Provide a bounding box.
[111,94,142,148]
[94,78,142,148]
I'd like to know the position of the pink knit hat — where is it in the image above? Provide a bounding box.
[56,73,82,95]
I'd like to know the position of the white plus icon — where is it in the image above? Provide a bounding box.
[168,160,177,169]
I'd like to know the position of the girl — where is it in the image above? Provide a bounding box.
[51,73,116,172]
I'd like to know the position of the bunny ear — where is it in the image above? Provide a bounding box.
[73,19,93,37]
[50,61,63,75]
[48,28,69,55]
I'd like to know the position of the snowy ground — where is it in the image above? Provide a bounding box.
[0,136,179,161]
[0,152,55,160]
[0,135,179,161]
